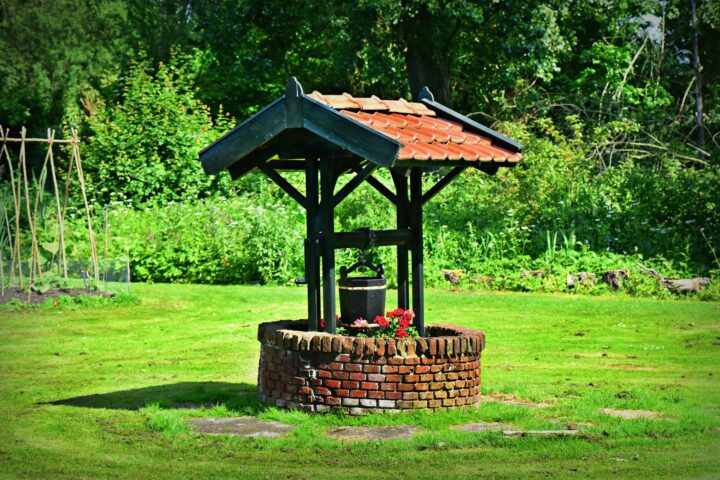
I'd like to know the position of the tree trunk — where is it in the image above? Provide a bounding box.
[690,0,705,161]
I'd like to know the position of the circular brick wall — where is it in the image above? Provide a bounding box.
[257,320,485,414]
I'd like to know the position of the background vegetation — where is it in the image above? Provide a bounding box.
[1,0,719,293]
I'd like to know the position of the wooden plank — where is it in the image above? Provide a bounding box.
[305,157,320,331]
[199,97,286,175]
[227,149,274,179]
[257,162,306,208]
[320,158,338,333]
[421,167,465,205]
[284,77,304,128]
[304,96,400,168]
[410,168,425,336]
[332,163,376,208]
[361,171,397,205]
[392,170,410,309]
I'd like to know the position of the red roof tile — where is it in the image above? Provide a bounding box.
[307,91,521,164]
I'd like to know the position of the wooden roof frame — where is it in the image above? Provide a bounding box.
[198,78,524,336]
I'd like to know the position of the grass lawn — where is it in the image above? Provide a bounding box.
[0,284,719,479]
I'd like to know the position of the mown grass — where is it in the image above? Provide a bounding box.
[0,284,718,479]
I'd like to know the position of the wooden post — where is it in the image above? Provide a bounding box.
[305,157,320,331]
[320,158,337,333]
[392,169,410,309]
[410,168,425,336]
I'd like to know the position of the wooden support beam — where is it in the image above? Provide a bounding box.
[364,174,397,205]
[333,229,412,249]
[332,163,376,207]
[421,167,465,205]
[257,162,307,208]
[392,170,410,309]
[410,168,425,336]
[320,158,338,333]
[304,157,320,331]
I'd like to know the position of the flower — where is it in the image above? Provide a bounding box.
[398,316,411,328]
[353,318,368,328]
[319,319,325,330]
[395,327,408,338]
[375,315,389,327]
[386,308,404,319]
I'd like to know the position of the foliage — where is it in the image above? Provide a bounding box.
[79,51,234,207]
[371,308,419,339]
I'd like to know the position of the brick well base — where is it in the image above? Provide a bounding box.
[257,320,485,414]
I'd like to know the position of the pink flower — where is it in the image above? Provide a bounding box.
[353,318,368,328]
[395,327,408,338]
[375,315,389,327]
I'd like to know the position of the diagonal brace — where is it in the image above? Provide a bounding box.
[332,163,376,207]
[257,162,307,208]
[421,167,465,205]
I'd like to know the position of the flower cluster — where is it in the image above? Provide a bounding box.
[373,308,418,338]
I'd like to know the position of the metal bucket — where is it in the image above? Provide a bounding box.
[338,274,386,325]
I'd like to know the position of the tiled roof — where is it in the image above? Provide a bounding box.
[307,91,522,163]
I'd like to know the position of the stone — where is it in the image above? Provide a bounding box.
[600,408,659,419]
[186,417,294,438]
[326,425,417,441]
[451,422,512,432]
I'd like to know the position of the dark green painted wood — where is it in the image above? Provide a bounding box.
[227,149,273,179]
[320,158,338,334]
[303,96,400,168]
[257,162,307,208]
[361,171,397,205]
[332,163,376,208]
[410,168,425,336]
[199,97,286,174]
[284,77,304,128]
[475,164,500,176]
[333,229,412,249]
[392,170,410,309]
[421,167,465,205]
[304,157,320,331]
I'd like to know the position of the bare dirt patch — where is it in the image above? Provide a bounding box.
[600,408,659,419]
[186,417,294,437]
[326,425,417,441]
[0,286,111,305]
[451,422,512,432]
[485,393,552,408]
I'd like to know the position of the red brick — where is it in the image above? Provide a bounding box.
[380,383,396,391]
[415,365,430,374]
[317,370,332,378]
[434,390,448,399]
[367,374,385,382]
[364,365,381,373]
[443,398,456,407]
[405,357,420,365]
[415,383,429,391]
[336,354,351,362]
[375,339,386,356]
[398,366,412,374]
[342,381,359,389]
[329,362,344,371]
[413,400,428,408]
[419,391,433,400]
[403,392,419,400]
[342,337,354,353]
[385,392,402,400]
[398,383,415,392]
[404,374,419,383]
[361,382,379,390]
[336,389,349,397]
[444,382,456,390]
[325,379,341,388]
[290,376,306,385]
[349,372,366,381]
[447,372,458,380]
[298,386,312,395]
[332,337,343,352]
[421,356,435,365]
[367,390,384,399]
[350,390,367,398]
[353,338,365,356]
[382,365,398,374]
[345,364,363,372]
[396,400,413,409]
[419,374,433,382]
[332,371,349,380]
[325,396,341,406]
[386,339,397,356]
[315,387,331,396]
[429,339,438,355]
[389,357,404,365]
[428,400,441,408]
[430,382,443,391]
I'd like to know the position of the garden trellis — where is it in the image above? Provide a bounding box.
[0,126,99,299]
[200,78,524,335]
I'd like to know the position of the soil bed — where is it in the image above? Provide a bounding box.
[0,286,111,305]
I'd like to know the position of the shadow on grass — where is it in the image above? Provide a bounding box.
[47,381,265,413]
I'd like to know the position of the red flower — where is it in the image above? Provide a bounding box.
[398,316,411,328]
[387,308,404,319]
[375,315,389,327]
[395,327,408,338]
[319,319,325,330]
